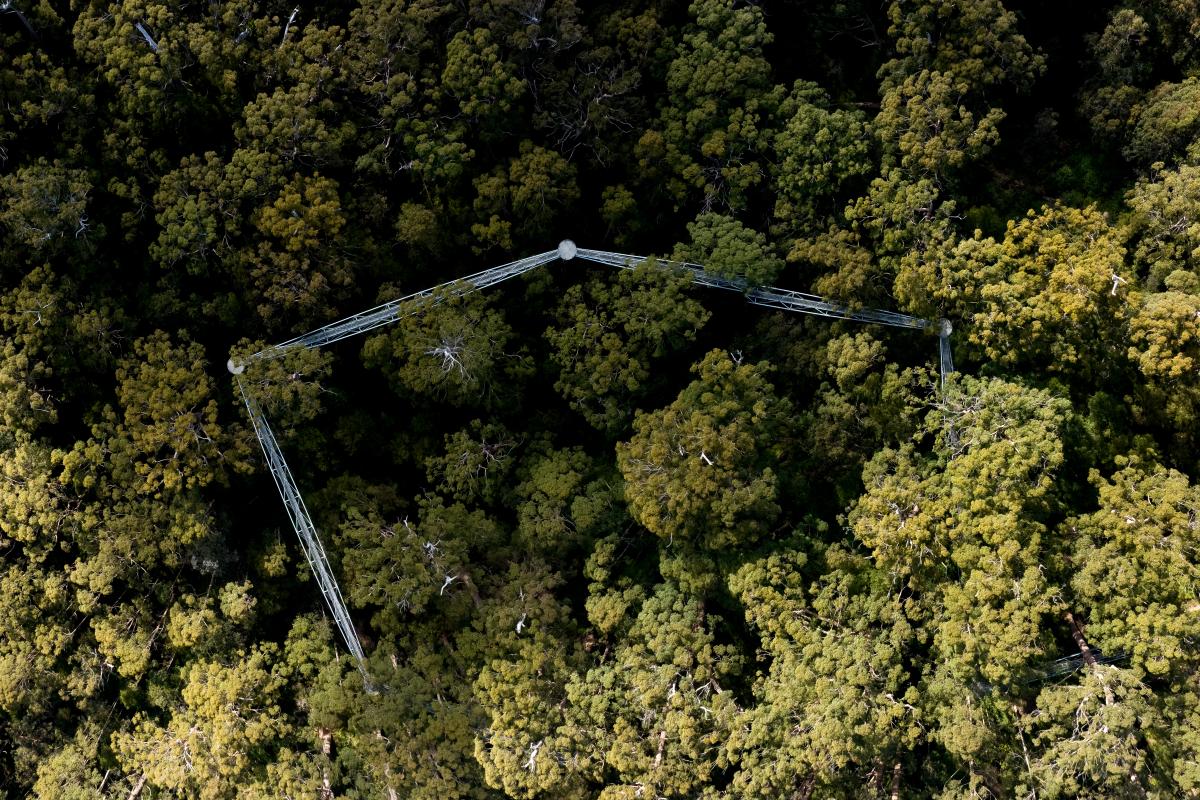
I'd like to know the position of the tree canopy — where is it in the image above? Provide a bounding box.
[4,0,1200,797]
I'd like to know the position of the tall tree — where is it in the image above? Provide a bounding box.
[563,581,741,798]
[637,0,786,212]
[362,286,530,408]
[617,349,791,550]
[726,541,921,797]
[546,261,710,433]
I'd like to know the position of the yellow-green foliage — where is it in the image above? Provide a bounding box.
[7,0,1200,797]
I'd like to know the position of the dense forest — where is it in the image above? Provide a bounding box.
[3,0,1200,796]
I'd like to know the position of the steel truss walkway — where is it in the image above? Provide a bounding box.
[230,241,954,674]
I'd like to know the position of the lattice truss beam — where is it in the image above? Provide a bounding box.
[230,241,955,669]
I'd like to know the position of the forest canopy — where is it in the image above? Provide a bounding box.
[4,0,1200,797]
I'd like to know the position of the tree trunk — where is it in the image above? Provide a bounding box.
[318,727,334,799]
[127,774,148,800]
[319,727,333,756]
[653,729,667,771]
[1065,611,1096,666]
[461,571,484,608]
[1065,610,1114,706]
[1012,703,1039,799]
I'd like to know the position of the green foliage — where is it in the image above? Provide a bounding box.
[111,646,295,798]
[1125,78,1200,165]
[335,494,499,635]
[817,0,1046,312]
[7,0,1200,796]
[0,43,93,147]
[472,141,580,251]
[151,150,273,276]
[232,338,334,425]
[880,0,1044,93]
[1127,288,1200,453]
[969,206,1130,370]
[639,0,786,211]
[0,437,67,560]
[727,543,921,796]
[442,27,526,133]
[240,84,356,168]
[111,331,237,495]
[0,159,96,258]
[51,330,245,506]
[850,376,1068,684]
[362,286,529,407]
[0,343,55,438]
[31,724,111,800]
[0,564,71,716]
[513,445,594,554]
[471,564,587,798]
[797,329,930,500]
[1125,163,1200,290]
[617,350,790,549]
[546,261,710,432]
[1025,667,1166,798]
[1091,9,1153,87]
[873,0,1042,181]
[474,638,590,799]
[350,646,493,800]
[1118,0,1200,73]
[563,582,742,797]
[673,213,783,286]
[1067,461,1200,681]
[426,419,521,503]
[896,205,1133,371]
[1129,286,1200,384]
[773,84,873,228]
[246,172,353,325]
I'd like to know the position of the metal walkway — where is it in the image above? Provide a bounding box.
[230,240,954,672]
